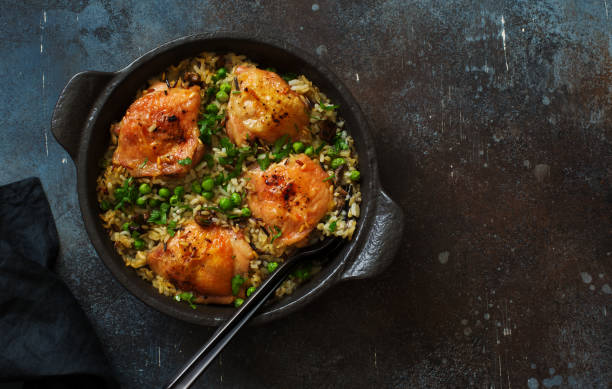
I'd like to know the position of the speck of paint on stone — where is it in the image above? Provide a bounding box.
[601,283,612,294]
[496,321,502,327]
[567,376,577,386]
[311,3,319,11]
[315,45,327,56]
[461,319,468,325]
[523,160,531,168]
[589,284,595,291]
[533,164,550,183]
[531,363,537,369]
[542,375,563,388]
[484,313,490,320]
[567,362,575,369]
[438,251,449,264]
[580,272,592,284]
[599,273,604,278]
[527,377,539,389]
[542,95,550,105]
[463,327,472,336]
[549,368,555,375]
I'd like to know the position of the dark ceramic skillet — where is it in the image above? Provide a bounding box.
[51,32,403,326]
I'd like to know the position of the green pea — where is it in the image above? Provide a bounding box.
[206,103,219,114]
[219,197,233,211]
[216,90,229,102]
[241,207,251,217]
[202,191,214,200]
[136,196,147,206]
[133,239,145,250]
[230,192,242,207]
[246,286,256,297]
[131,230,140,239]
[148,198,160,207]
[349,170,361,181]
[234,298,244,307]
[304,146,314,157]
[169,195,180,206]
[331,157,345,169]
[122,222,131,231]
[292,142,305,153]
[217,67,227,78]
[201,178,215,192]
[174,186,185,199]
[267,261,279,273]
[191,181,202,194]
[220,82,232,94]
[158,188,171,198]
[214,174,224,185]
[138,183,151,195]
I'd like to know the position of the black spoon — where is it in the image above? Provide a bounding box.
[165,237,342,389]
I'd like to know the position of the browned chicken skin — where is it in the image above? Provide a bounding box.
[226,66,310,146]
[246,154,334,247]
[147,222,255,302]
[112,83,203,177]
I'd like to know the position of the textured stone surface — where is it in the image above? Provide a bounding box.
[1,1,610,388]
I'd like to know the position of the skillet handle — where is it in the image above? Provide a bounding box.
[340,188,404,280]
[51,71,114,161]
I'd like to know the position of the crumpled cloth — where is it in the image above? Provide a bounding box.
[0,178,117,388]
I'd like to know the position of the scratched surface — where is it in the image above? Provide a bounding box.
[1,0,611,388]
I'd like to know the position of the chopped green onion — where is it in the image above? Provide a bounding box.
[100,200,110,211]
[234,298,244,307]
[202,191,214,200]
[174,186,185,199]
[178,158,192,166]
[349,170,361,181]
[319,101,340,111]
[133,239,145,250]
[323,174,335,182]
[246,286,256,297]
[175,292,196,309]
[329,221,337,232]
[267,261,279,273]
[331,157,345,169]
[138,158,148,169]
[205,103,219,114]
[270,226,282,243]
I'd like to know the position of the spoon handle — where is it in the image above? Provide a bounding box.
[164,253,302,389]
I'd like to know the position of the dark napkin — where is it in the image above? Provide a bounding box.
[0,178,117,389]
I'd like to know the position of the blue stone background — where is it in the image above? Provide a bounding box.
[1,0,610,388]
